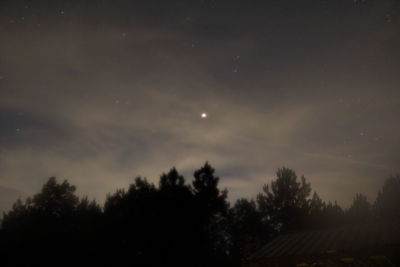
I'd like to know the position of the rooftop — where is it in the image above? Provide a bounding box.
[249,223,400,261]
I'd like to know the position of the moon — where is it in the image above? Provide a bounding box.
[201,112,207,118]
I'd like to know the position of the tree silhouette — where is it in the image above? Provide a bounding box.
[192,162,230,265]
[157,168,197,266]
[309,192,325,215]
[347,193,372,223]
[306,192,326,228]
[229,198,270,266]
[103,177,163,265]
[160,167,186,190]
[374,175,400,221]
[2,177,78,229]
[103,169,216,267]
[323,200,345,226]
[257,167,312,232]
[2,165,397,267]
[193,163,228,224]
[303,193,347,229]
[2,177,102,266]
[2,177,81,233]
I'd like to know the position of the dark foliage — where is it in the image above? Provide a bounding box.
[374,175,400,221]
[1,177,102,266]
[257,167,312,232]
[347,193,372,223]
[228,198,271,266]
[1,165,399,267]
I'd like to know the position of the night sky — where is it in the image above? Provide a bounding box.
[1,0,399,214]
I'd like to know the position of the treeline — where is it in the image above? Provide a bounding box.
[0,163,399,267]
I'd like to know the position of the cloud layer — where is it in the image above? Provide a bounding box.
[1,0,400,213]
